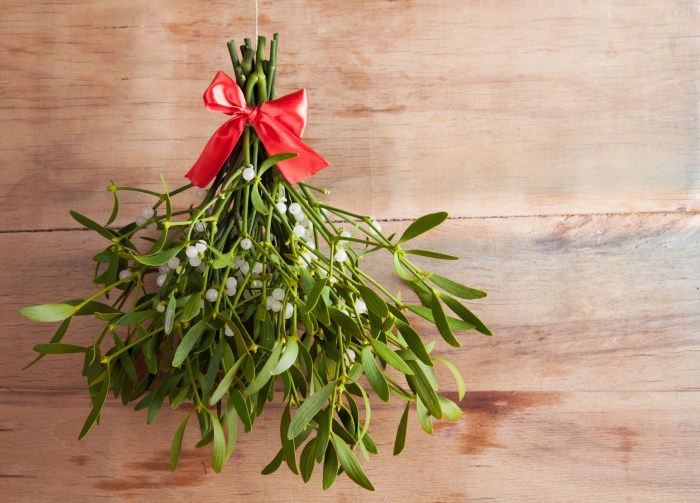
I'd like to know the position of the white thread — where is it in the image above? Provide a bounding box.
[254,0,259,41]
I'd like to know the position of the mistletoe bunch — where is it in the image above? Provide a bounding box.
[20,34,490,491]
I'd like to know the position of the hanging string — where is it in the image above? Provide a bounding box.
[254,0,259,41]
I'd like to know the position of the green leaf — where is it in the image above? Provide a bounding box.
[393,253,417,281]
[207,246,236,269]
[251,183,269,215]
[398,211,448,244]
[258,152,298,177]
[230,389,252,432]
[271,337,299,375]
[315,406,333,463]
[33,343,88,355]
[209,355,245,405]
[224,398,238,460]
[70,210,115,240]
[113,309,157,326]
[180,294,202,323]
[78,368,110,439]
[357,285,389,318]
[164,293,177,335]
[433,356,466,400]
[368,337,413,375]
[172,319,208,367]
[438,395,463,421]
[300,438,317,483]
[328,308,362,340]
[332,433,375,491]
[430,290,460,347]
[405,304,475,331]
[440,294,492,336]
[69,300,121,316]
[429,273,487,300]
[322,444,338,490]
[113,333,137,383]
[302,277,327,314]
[261,449,284,475]
[20,303,75,323]
[209,411,226,473]
[243,343,282,396]
[132,246,182,267]
[169,413,190,471]
[280,402,298,474]
[404,249,459,260]
[416,396,433,434]
[395,319,433,367]
[106,189,119,226]
[361,347,389,401]
[406,360,442,420]
[288,381,336,440]
[393,401,410,455]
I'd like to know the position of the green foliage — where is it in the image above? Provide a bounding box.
[20,33,490,492]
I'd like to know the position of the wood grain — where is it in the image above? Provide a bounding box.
[0,0,697,231]
[1,1,699,501]
[1,389,698,502]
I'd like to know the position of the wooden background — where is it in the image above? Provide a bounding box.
[1,0,698,501]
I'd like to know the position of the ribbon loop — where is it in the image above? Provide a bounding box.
[186,71,329,187]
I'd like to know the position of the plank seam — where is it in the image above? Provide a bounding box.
[0,210,697,235]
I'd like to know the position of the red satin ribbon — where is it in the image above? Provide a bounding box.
[185,71,329,187]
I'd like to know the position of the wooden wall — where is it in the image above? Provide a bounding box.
[1,1,698,501]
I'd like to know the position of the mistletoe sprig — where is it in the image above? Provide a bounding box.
[20,34,490,491]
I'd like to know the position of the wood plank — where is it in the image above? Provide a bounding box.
[3,214,698,392]
[1,0,697,230]
[0,389,698,502]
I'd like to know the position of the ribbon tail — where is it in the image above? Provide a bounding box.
[254,115,329,184]
[186,118,247,187]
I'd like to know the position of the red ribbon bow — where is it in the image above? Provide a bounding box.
[185,71,329,187]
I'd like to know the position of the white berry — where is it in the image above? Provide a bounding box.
[189,256,202,267]
[195,222,206,233]
[276,202,287,214]
[156,274,167,287]
[242,166,255,181]
[185,246,198,258]
[118,269,131,281]
[225,277,238,290]
[334,249,348,263]
[159,265,169,273]
[293,225,306,238]
[355,300,367,314]
[195,240,207,253]
[141,207,154,219]
[252,262,263,274]
[135,216,147,226]
[205,288,218,302]
[272,288,285,301]
[167,257,180,270]
[156,303,166,313]
[284,303,294,319]
[224,325,234,337]
[195,188,207,198]
[240,238,253,250]
[146,222,158,232]
[239,261,250,274]
[288,203,301,215]
[271,300,282,312]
